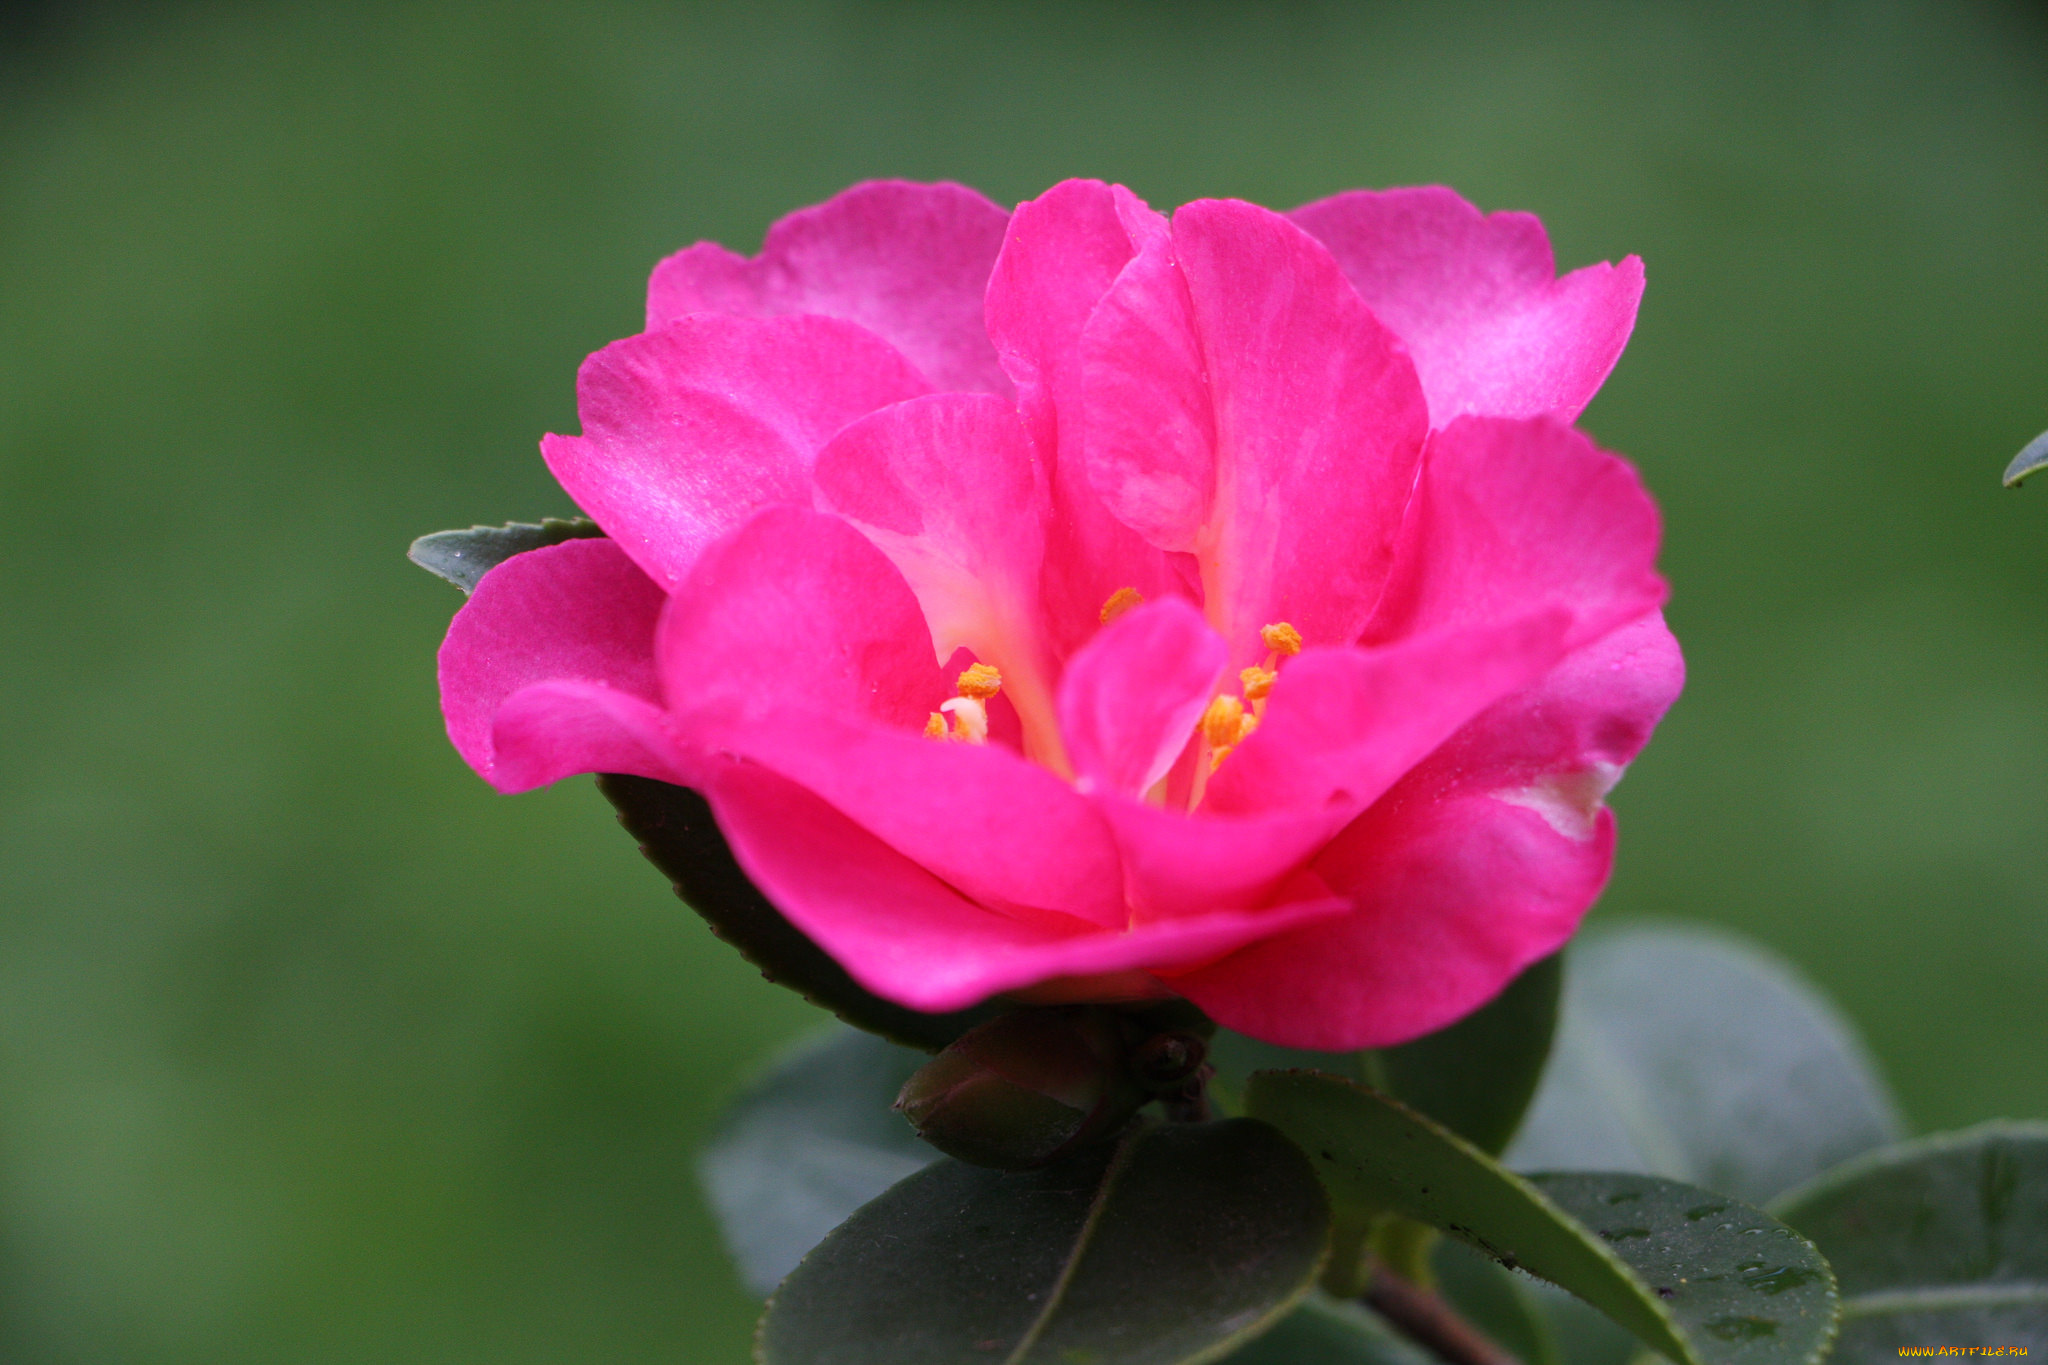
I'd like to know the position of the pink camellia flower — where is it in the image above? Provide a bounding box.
[438,179,1681,1050]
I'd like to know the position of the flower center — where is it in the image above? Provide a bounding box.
[1186,616,1301,809]
[925,663,1003,745]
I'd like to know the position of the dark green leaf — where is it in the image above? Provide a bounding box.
[1771,1122,2048,1360]
[406,517,604,593]
[1532,1173,1837,1364]
[2003,429,2048,487]
[597,774,994,1051]
[757,1118,1330,1365]
[1210,952,1562,1156]
[1506,925,1900,1204]
[1216,1294,1433,1365]
[1431,1237,1565,1365]
[1378,952,1562,1156]
[1246,1070,1839,1365]
[699,1027,935,1297]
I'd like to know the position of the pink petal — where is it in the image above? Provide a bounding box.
[741,714,1131,930]
[1167,613,1684,1050]
[656,506,946,733]
[1076,228,1215,548]
[655,506,1126,927]
[437,538,685,792]
[1363,415,1667,653]
[490,681,694,793]
[1290,186,1644,425]
[706,760,1348,1012]
[985,179,1181,660]
[1167,783,1615,1050]
[1058,598,1228,798]
[1084,199,1430,662]
[812,393,1061,758]
[646,180,1013,396]
[1419,610,1685,803]
[1202,612,1572,817]
[542,313,930,590]
[1094,797,1352,922]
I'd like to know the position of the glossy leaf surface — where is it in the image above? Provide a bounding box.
[598,774,994,1051]
[1210,952,1561,1156]
[407,516,605,593]
[1772,1122,2048,1360]
[1246,1070,1839,1365]
[1506,925,1899,1204]
[757,1118,1329,1365]
[699,1027,934,1296]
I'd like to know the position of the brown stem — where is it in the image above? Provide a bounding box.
[1361,1260,1522,1365]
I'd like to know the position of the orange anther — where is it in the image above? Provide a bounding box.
[1260,622,1303,656]
[1201,695,1249,751]
[956,662,1003,700]
[1099,587,1144,625]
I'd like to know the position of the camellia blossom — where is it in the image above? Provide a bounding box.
[437,179,1682,1050]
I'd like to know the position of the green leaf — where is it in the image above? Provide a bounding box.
[1431,1238,1565,1365]
[1210,951,1562,1156]
[596,774,995,1052]
[406,516,604,593]
[1216,1294,1434,1365]
[757,1118,1330,1365]
[1532,1173,1837,1363]
[1771,1122,2048,1360]
[2002,428,2048,487]
[1506,925,1900,1204]
[1246,1070,1840,1365]
[699,1027,936,1297]
[1378,952,1562,1157]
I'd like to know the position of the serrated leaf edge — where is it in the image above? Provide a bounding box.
[1248,1069,1841,1365]
[406,517,603,593]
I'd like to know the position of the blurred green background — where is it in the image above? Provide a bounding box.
[2,0,2044,1359]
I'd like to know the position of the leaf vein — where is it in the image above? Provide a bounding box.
[1002,1125,1147,1365]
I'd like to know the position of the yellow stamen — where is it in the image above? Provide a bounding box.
[1240,665,1278,702]
[939,695,990,745]
[956,662,1003,700]
[923,712,949,740]
[1200,695,1249,751]
[1260,621,1303,656]
[1099,587,1144,625]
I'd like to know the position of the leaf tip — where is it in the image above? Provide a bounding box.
[2002,428,2048,487]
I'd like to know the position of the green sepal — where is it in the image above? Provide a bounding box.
[756,1118,1331,1365]
[1246,1069,1840,1365]
[597,774,995,1052]
[407,516,604,593]
[1771,1121,2048,1361]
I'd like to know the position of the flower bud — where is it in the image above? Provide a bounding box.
[1129,1030,1208,1094]
[894,1008,1147,1170]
